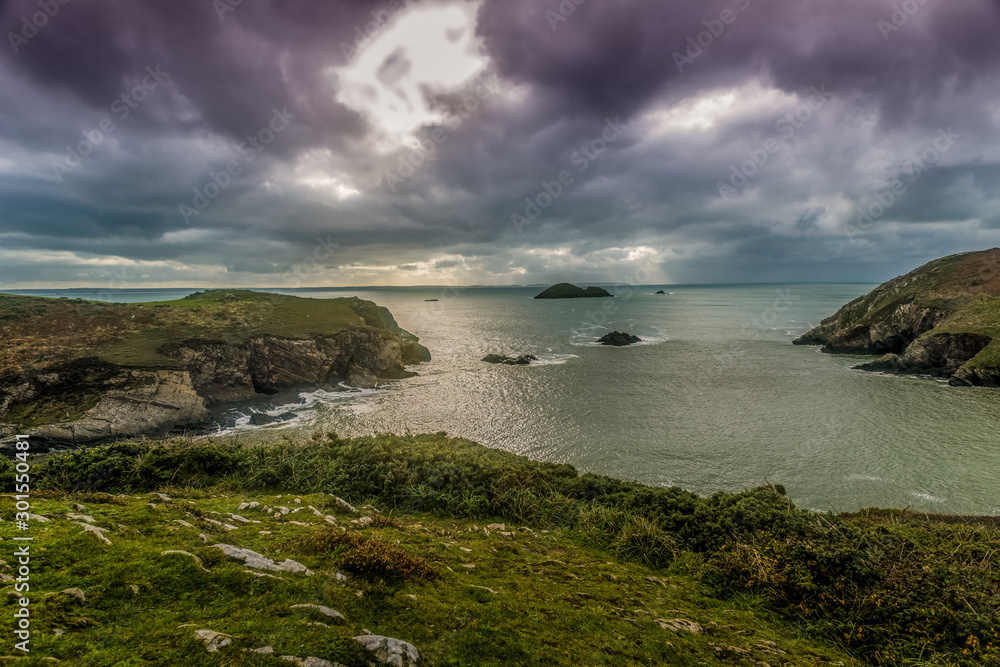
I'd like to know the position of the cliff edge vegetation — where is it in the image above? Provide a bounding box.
[0,290,430,445]
[3,433,998,665]
[793,248,1000,386]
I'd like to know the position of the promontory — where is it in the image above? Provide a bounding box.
[533,283,613,299]
[793,248,1000,386]
[0,290,430,446]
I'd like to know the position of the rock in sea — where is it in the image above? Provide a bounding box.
[597,332,641,346]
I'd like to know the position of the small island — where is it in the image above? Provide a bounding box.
[533,283,613,299]
[794,248,1000,386]
[482,353,537,365]
[597,331,641,346]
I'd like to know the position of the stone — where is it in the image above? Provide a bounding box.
[486,523,506,531]
[60,588,86,601]
[249,412,280,426]
[172,519,195,528]
[211,544,314,576]
[597,331,641,346]
[353,635,421,666]
[67,513,95,523]
[281,657,340,667]
[336,497,358,513]
[655,618,703,634]
[290,604,345,622]
[77,522,111,545]
[195,629,233,652]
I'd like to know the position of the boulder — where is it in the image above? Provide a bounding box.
[597,332,642,346]
[654,290,666,294]
[353,635,421,666]
[249,412,280,426]
[344,366,379,389]
[482,354,538,365]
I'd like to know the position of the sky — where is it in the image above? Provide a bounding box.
[1,0,999,288]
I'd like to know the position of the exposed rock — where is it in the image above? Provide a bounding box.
[534,283,614,299]
[654,290,667,294]
[77,522,111,545]
[344,365,379,389]
[597,331,641,346]
[655,618,703,634]
[794,248,1000,386]
[854,333,992,379]
[335,497,358,513]
[0,293,430,447]
[211,544,314,575]
[353,635,421,666]
[195,629,233,652]
[290,604,345,622]
[352,516,373,527]
[482,354,538,365]
[281,657,341,667]
[60,588,86,601]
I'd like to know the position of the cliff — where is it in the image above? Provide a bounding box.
[793,248,1000,386]
[0,290,430,445]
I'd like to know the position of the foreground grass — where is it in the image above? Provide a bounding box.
[0,491,851,666]
[3,432,998,665]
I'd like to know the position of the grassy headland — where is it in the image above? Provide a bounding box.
[4,433,998,666]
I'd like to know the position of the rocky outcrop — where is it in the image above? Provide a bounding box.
[854,333,993,378]
[534,283,613,299]
[793,248,1000,386]
[0,295,430,447]
[598,332,641,346]
[482,354,537,365]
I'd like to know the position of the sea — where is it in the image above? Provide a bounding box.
[8,284,1000,515]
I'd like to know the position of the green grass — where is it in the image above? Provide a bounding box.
[6,432,999,666]
[0,290,386,373]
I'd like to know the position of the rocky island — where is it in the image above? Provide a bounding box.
[597,331,641,346]
[533,283,613,299]
[0,290,430,446]
[794,248,1000,386]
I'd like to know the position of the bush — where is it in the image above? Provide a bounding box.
[287,530,438,583]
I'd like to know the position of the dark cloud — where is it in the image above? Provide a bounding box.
[0,0,998,287]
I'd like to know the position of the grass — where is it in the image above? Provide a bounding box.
[802,248,1000,370]
[0,290,392,374]
[5,432,999,665]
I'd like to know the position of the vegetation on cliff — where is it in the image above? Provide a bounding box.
[794,248,1000,385]
[0,291,430,442]
[5,433,998,665]
[533,283,613,299]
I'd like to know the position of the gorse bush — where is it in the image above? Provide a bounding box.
[29,433,1000,666]
[286,529,438,583]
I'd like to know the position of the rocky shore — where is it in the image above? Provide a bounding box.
[794,248,1000,386]
[0,291,430,447]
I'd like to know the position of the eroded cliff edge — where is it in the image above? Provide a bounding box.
[0,290,430,445]
[793,248,1000,387]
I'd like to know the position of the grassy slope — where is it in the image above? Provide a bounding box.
[0,290,382,374]
[5,433,998,666]
[0,492,852,667]
[819,249,1000,367]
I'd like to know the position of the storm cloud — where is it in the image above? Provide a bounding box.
[1,0,998,287]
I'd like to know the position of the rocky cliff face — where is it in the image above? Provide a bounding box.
[0,295,430,447]
[793,249,1000,386]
